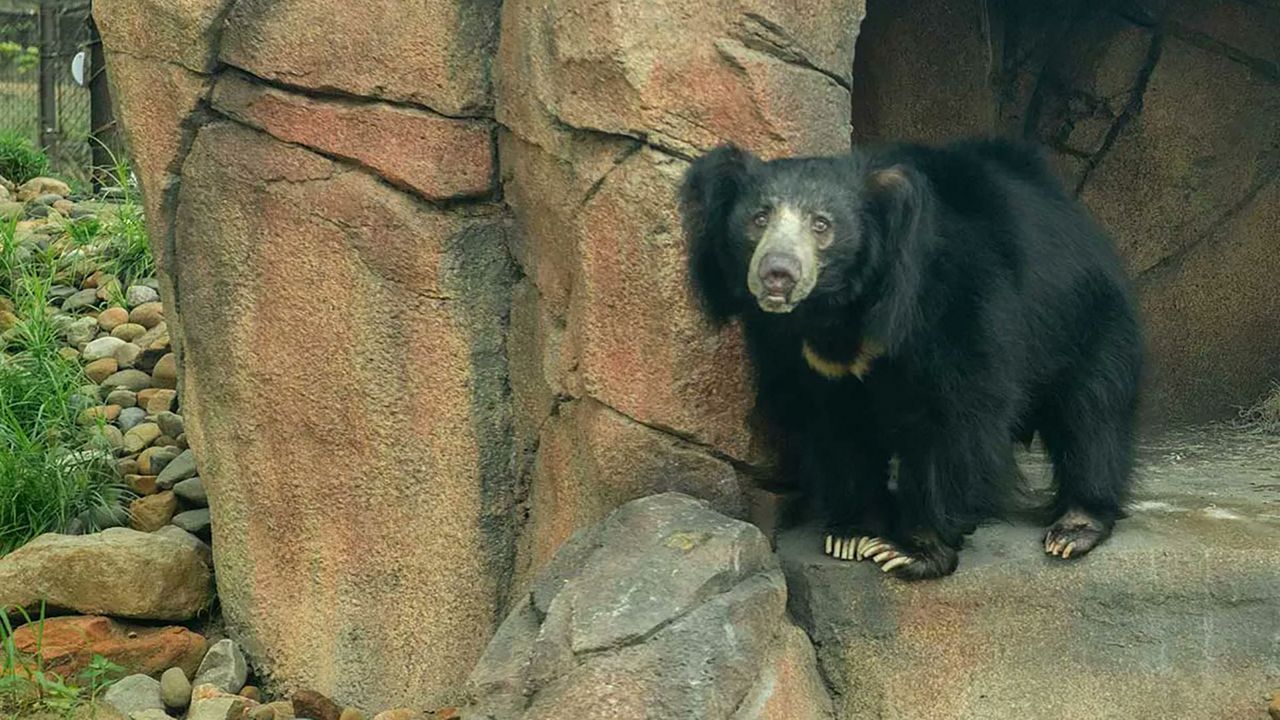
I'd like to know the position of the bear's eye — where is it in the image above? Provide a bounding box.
[812,216,831,234]
[752,209,770,227]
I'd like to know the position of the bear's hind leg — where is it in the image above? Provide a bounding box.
[1039,337,1140,560]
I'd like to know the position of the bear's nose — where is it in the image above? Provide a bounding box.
[759,252,800,296]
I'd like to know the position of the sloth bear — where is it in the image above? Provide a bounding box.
[679,137,1143,580]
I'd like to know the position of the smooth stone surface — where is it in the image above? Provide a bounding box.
[103,674,165,715]
[161,666,192,710]
[172,508,211,535]
[173,477,208,507]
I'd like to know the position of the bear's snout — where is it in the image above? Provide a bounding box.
[759,252,801,298]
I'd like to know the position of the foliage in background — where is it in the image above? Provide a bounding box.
[1,603,125,719]
[0,42,37,74]
[0,131,48,185]
[0,215,126,556]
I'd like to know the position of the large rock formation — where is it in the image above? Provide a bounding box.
[496,0,864,588]
[94,0,863,709]
[465,493,833,719]
[95,0,513,710]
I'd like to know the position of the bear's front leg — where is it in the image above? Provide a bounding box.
[851,438,999,580]
[806,433,894,562]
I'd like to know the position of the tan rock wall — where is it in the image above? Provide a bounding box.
[95,0,514,710]
[96,0,865,708]
[495,0,865,588]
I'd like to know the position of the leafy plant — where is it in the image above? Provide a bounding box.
[0,131,50,186]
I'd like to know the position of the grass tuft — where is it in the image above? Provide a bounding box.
[0,216,126,556]
[0,132,49,186]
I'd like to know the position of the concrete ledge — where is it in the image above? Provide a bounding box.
[779,429,1280,720]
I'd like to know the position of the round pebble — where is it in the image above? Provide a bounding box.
[106,389,138,408]
[157,411,185,438]
[129,302,165,329]
[160,667,191,710]
[83,336,127,362]
[126,285,161,307]
[102,368,152,392]
[98,306,130,331]
[117,406,148,432]
[115,342,143,368]
[84,357,119,384]
[111,322,147,342]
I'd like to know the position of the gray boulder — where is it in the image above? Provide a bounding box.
[104,674,165,715]
[193,638,249,695]
[463,493,832,720]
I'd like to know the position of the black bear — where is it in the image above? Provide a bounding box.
[679,137,1143,580]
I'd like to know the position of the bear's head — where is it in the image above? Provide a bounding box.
[679,144,927,343]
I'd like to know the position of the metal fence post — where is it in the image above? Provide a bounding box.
[37,0,58,160]
[88,14,116,191]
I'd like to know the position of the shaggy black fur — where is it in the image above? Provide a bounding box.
[680,137,1143,579]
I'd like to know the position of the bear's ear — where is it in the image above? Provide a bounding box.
[679,144,756,326]
[864,164,930,351]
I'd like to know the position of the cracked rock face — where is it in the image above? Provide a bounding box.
[463,493,833,720]
[94,0,864,710]
[497,0,865,590]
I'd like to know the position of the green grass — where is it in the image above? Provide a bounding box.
[97,154,154,285]
[1,603,125,719]
[0,217,126,556]
[0,130,48,185]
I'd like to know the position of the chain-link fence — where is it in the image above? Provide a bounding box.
[0,0,119,187]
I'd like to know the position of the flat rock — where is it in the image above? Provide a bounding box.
[173,477,208,507]
[156,449,198,489]
[102,369,153,392]
[778,430,1280,720]
[104,674,165,715]
[11,615,206,680]
[0,527,212,621]
[172,508,211,536]
[17,176,71,200]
